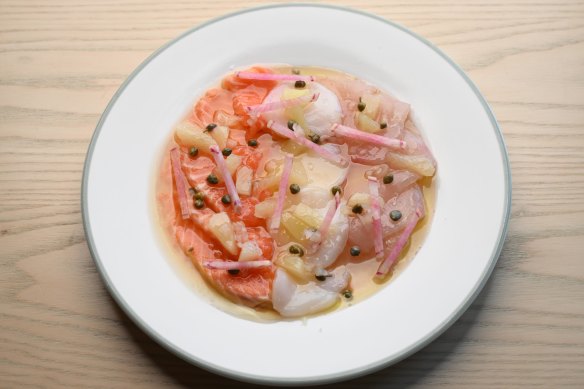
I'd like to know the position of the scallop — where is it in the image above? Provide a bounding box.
[262,82,342,137]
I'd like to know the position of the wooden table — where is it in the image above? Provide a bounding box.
[1,1,583,387]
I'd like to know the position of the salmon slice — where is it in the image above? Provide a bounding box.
[175,223,273,307]
[180,153,265,227]
[246,226,274,259]
[170,147,275,307]
[232,87,272,140]
[223,66,276,140]
[191,88,234,128]
[232,86,267,117]
[193,185,263,228]
[232,145,263,170]
[222,66,276,92]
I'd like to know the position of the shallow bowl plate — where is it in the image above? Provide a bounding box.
[82,4,511,386]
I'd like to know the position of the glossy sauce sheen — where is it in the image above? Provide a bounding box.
[154,66,436,321]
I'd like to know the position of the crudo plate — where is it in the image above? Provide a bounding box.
[82,4,511,386]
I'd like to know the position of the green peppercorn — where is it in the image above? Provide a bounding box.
[288,244,304,257]
[357,100,366,112]
[248,139,258,147]
[294,80,306,89]
[308,133,320,144]
[343,290,353,299]
[194,192,205,201]
[315,269,332,281]
[289,183,300,194]
[287,120,296,131]
[222,148,232,157]
[331,186,342,196]
[189,147,198,157]
[194,199,205,209]
[291,68,300,75]
[205,123,217,132]
[352,204,363,214]
[206,174,219,185]
[350,246,361,256]
[383,174,394,184]
[380,121,388,129]
[390,210,402,221]
[228,269,240,275]
[221,194,231,205]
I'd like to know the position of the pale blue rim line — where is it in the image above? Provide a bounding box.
[81,3,512,387]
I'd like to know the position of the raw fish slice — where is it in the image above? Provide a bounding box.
[381,185,426,238]
[191,88,234,128]
[272,268,349,317]
[347,185,425,255]
[175,224,274,307]
[261,83,342,137]
[348,216,375,254]
[363,165,421,200]
[317,76,378,129]
[222,66,277,91]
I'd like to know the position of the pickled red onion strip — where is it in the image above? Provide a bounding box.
[203,260,272,270]
[209,145,242,214]
[236,71,315,82]
[170,148,190,220]
[376,210,422,277]
[270,153,294,232]
[332,124,406,149]
[318,192,341,242]
[246,92,319,116]
[368,176,384,259]
[267,121,344,165]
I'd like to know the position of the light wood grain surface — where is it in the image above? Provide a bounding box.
[1,0,583,387]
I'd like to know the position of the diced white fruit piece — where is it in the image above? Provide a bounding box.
[254,197,277,219]
[355,112,382,134]
[275,254,312,282]
[256,158,308,192]
[236,166,253,196]
[361,93,381,119]
[208,212,238,255]
[174,122,217,155]
[281,212,311,242]
[281,204,322,243]
[386,152,436,177]
[238,241,263,262]
[292,203,322,228]
[209,125,229,149]
[224,154,242,176]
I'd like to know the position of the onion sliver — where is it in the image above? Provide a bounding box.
[368,176,384,259]
[332,123,406,150]
[376,210,422,277]
[236,71,315,83]
[203,260,272,270]
[267,121,345,165]
[317,192,341,242]
[209,145,242,214]
[247,92,319,116]
[270,153,294,233]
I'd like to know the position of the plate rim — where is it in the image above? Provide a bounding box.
[81,3,512,386]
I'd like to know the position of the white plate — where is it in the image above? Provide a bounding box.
[82,4,510,386]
